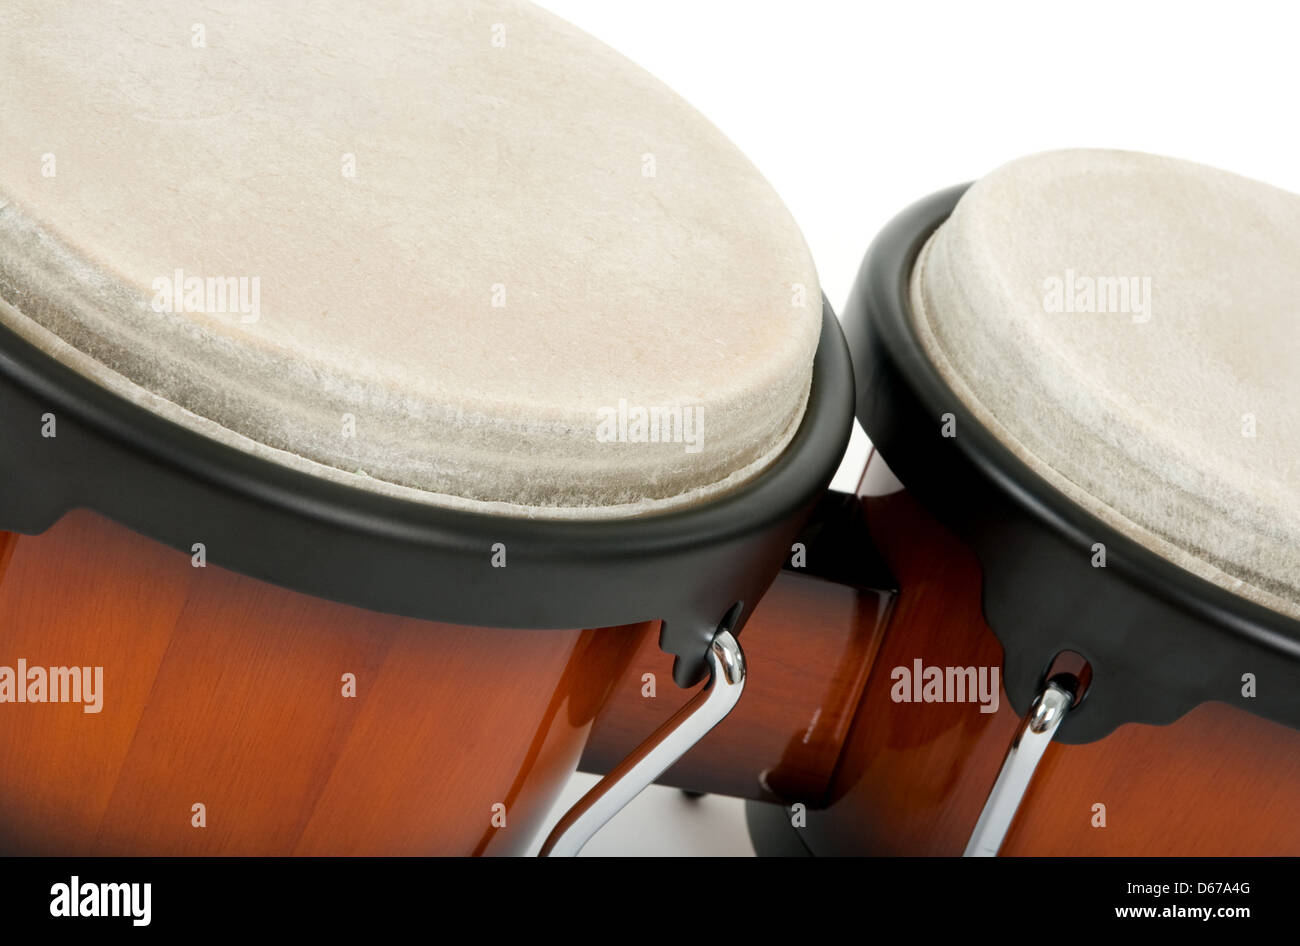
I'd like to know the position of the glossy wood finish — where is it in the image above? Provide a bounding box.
[0,510,648,855]
[581,571,892,802]
[800,451,1300,855]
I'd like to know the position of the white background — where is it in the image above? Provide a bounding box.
[531,0,1300,854]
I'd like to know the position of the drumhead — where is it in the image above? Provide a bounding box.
[0,0,821,520]
[911,149,1300,621]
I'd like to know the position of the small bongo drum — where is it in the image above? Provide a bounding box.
[0,1,852,855]
[703,149,1300,856]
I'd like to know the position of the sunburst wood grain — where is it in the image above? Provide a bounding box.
[0,510,647,855]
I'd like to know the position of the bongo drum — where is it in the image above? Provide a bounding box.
[0,0,853,855]
[716,149,1300,856]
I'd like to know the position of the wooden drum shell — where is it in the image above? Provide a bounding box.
[0,510,648,855]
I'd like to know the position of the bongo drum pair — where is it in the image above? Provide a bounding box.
[1,0,1298,857]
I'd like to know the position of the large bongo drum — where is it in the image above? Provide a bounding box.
[0,1,853,855]
[641,149,1300,856]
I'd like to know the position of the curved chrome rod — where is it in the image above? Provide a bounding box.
[539,628,746,857]
[964,681,1072,857]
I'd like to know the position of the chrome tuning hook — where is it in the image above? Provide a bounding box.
[964,680,1073,857]
[539,628,746,857]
